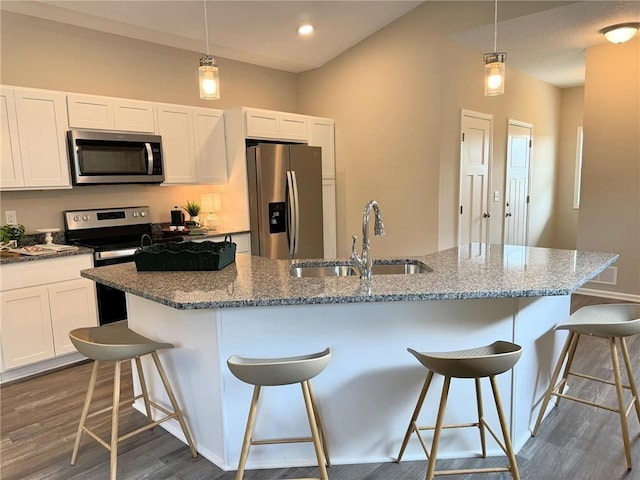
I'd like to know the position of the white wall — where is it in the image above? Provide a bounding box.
[299,1,562,257]
[579,38,640,296]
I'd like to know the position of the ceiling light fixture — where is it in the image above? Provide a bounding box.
[483,0,506,96]
[298,24,314,35]
[600,22,640,44]
[199,0,220,100]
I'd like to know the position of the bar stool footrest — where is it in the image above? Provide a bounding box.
[434,466,513,476]
[252,436,314,446]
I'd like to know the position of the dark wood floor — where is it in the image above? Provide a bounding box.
[2,295,639,479]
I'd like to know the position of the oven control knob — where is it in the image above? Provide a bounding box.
[140,211,147,217]
[83,215,90,221]
[73,215,80,222]
[132,212,138,217]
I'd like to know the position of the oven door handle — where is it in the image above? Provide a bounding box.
[95,248,137,262]
[145,143,154,175]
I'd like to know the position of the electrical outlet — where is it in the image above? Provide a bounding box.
[5,211,17,225]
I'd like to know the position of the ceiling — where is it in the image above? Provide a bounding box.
[1,1,639,88]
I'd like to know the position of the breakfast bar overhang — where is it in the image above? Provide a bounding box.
[80,244,618,471]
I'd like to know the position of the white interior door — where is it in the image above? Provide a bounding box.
[459,110,492,246]
[504,120,532,246]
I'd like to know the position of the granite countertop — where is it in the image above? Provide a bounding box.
[0,246,94,264]
[0,228,249,265]
[79,244,618,310]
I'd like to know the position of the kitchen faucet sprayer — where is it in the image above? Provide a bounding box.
[351,200,385,281]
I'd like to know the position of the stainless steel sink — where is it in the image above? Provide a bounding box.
[290,260,431,278]
[371,262,431,275]
[290,264,356,278]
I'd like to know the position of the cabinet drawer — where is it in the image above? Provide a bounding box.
[0,254,93,291]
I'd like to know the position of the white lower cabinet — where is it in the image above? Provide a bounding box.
[0,255,98,378]
[1,285,54,369]
[48,279,98,355]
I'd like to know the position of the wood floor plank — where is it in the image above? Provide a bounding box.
[1,294,638,479]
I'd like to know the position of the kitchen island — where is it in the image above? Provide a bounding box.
[80,244,617,471]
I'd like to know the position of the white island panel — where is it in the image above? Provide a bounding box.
[127,293,569,470]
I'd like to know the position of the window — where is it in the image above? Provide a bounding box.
[573,126,583,209]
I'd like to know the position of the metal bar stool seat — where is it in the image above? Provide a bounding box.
[532,303,640,470]
[227,347,332,480]
[397,341,522,480]
[69,322,197,480]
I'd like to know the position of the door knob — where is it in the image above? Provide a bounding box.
[505,212,512,217]
[483,212,491,218]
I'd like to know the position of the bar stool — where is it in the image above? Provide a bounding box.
[532,303,640,470]
[396,341,522,480]
[69,322,197,480]
[227,347,332,480]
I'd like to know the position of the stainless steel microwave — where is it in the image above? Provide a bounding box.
[67,130,164,185]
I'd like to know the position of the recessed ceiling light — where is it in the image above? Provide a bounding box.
[297,24,314,35]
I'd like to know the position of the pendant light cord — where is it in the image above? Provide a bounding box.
[203,0,210,56]
[493,0,498,52]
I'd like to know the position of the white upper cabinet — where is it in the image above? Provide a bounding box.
[308,117,336,179]
[1,86,71,190]
[67,94,155,132]
[0,88,24,188]
[156,104,197,183]
[157,103,227,185]
[193,108,228,185]
[245,108,308,141]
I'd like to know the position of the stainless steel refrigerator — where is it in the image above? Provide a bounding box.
[247,143,324,259]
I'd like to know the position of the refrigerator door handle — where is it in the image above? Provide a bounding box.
[286,170,296,256]
[291,170,300,255]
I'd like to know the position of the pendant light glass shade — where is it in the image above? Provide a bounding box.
[483,0,506,96]
[199,55,220,100]
[600,23,640,44]
[484,53,506,96]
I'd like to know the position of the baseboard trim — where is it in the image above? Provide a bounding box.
[575,287,640,303]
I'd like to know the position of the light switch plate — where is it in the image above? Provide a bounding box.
[493,191,500,202]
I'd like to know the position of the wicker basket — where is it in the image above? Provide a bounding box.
[134,235,236,271]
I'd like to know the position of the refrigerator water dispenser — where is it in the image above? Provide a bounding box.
[269,202,286,234]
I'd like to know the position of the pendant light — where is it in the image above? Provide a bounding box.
[199,0,220,100]
[483,0,506,96]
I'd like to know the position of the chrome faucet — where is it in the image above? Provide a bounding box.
[351,200,385,280]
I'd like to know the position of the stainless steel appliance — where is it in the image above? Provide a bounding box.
[67,130,164,185]
[247,143,324,259]
[64,206,181,324]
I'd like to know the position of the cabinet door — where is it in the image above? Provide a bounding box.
[309,117,335,178]
[14,90,71,188]
[49,279,98,356]
[1,286,54,370]
[67,93,114,130]
[0,88,24,188]
[114,99,155,132]
[193,108,228,184]
[156,105,197,183]
[245,109,280,138]
[279,114,308,141]
[322,179,337,259]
